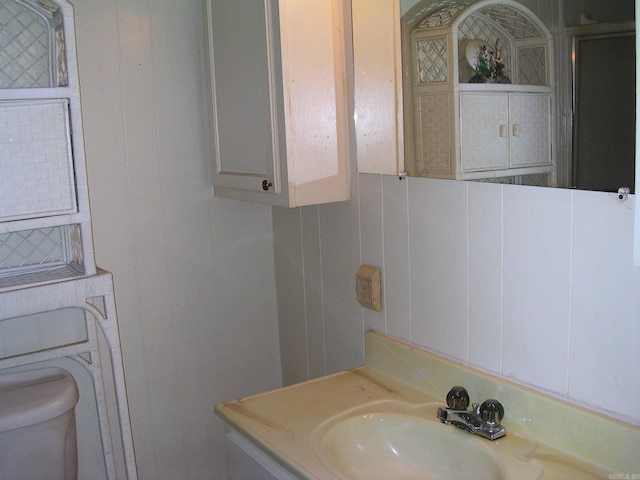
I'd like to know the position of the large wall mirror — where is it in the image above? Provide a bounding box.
[399,0,635,193]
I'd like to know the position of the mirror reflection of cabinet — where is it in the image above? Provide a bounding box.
[404,0,555,183]
[459,91,551,174]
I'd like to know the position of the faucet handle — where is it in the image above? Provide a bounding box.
[446,386,470,410]
[479,399,504,433]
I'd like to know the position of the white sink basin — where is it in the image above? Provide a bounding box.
[318,412,501,480]
[312,401,542,480]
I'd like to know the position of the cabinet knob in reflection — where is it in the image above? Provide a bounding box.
[262,180,273,191]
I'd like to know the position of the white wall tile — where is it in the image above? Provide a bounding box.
[382,175,411,341]
[319,197,365,374]
[276,177,640,425]
[502,185,572,394]
[273,207,307,386]
[301,206,326,380]
[467,182,503,373]
[570,190,640,422]
[408,178,469,360]
[359,173,386,333]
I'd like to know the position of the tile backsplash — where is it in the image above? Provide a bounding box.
[274,174,640,426]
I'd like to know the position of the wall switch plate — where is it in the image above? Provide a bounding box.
[356,264,381,311]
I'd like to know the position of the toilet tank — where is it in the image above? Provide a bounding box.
[0,367,80,480]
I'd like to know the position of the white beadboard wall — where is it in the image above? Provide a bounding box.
[72,1,282,479]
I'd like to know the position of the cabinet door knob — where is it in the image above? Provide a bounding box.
[262,179,273,191]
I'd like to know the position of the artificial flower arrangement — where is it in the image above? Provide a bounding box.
[469,39,511,83]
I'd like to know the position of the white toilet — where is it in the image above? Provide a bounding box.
[0,367,80,480]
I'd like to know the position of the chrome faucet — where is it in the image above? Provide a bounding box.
[436,386,506,440]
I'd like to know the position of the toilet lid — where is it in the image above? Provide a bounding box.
[0,367,79,432]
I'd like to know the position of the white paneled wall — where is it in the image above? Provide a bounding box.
[275,0,640,427]
[71,1,282,479]
[274,175,640,425]
[5,0,634,477]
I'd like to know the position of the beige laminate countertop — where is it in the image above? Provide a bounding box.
[215,331,639,479]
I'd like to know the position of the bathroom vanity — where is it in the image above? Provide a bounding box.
[216,331,640,479]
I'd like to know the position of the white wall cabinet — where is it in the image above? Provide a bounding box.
[459,89,552,178]
[405,0,555,182]
[202,0,352,207]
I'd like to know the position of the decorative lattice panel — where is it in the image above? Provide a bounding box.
[520,173,550,187]
[474,175,516,184]
[0,227,65,273]
[474,173,550,186]
[0,226,64,270]
[417,37,448,83]
[518,46,546,86]
[480,5,541,40]
[0,223,83,287]
[416,2,466,29]
[0,224,82,271]
[412,1,550,86]
[0,0,50,88]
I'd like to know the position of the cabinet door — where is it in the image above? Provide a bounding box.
[509,93,551,167]
[203,0,351,207]
[225,427,298,480]
[203,0,284,198]
[459,93,509,171]
[352,0,404,175]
